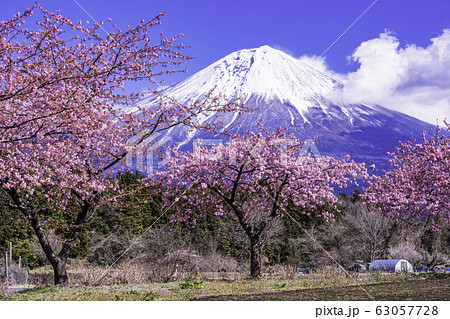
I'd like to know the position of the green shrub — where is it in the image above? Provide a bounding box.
[179,277,204,289]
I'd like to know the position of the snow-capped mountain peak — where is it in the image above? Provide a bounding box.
[147,45,339,115]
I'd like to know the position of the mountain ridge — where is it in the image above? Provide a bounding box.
[131,45,436,173]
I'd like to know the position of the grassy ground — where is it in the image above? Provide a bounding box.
[1,270,447,301]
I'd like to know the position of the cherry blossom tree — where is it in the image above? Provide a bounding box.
[0,4,241,284]
[157,129,368,277]
[364,122,450,231]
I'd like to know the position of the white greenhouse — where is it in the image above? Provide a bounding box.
[369,259,413,273]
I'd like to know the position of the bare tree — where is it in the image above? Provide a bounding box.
[390,226,450,269]
[340,199,397,262]
[303,198,397,268]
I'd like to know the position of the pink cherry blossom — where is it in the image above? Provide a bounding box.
[364,122,450,231]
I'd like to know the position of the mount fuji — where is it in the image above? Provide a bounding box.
[135,45,436,172]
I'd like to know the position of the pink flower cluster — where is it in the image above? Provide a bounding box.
[364,122,450,230]
[0,4,242,209]
[157,128,368,229]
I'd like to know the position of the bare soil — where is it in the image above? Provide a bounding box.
[195,274,450,301]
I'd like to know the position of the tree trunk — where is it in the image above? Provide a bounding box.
[52,257,69,285]
[249,236,262,278]
[27,208,73,285]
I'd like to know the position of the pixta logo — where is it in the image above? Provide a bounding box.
[126,133,321,174]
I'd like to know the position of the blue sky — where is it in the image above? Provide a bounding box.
[2,0,450,123]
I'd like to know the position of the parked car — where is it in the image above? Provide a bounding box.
[298,268,311,275]
[347,263,367,273]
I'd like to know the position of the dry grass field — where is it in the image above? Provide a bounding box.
[1,264,448,301]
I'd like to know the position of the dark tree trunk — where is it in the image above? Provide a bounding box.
[29,214,71,285]
[249,236,262,278]
[51,257,69,285]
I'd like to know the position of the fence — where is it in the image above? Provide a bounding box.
[1,242,29,287]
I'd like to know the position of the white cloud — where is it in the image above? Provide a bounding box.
[327,30,450,124]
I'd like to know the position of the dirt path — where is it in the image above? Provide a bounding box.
[195,276,450,301]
